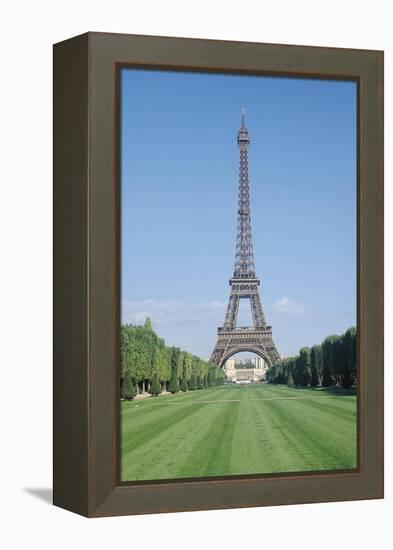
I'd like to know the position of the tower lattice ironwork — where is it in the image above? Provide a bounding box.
[210,109,280,368]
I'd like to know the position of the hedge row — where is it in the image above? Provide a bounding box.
[121,318,224,399]
[266,326,356,389]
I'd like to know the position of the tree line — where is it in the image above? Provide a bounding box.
[266,326,356,389]
[121,318,225,399]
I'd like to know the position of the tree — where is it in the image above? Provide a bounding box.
[267,364,277,383]
[122,372,136,400]
[207,366,225,387]
[342,327,356,388]
[298,347,311,386]
[180,378,188,392]
[341,367,353,389]
[120,321,230,397]
[167,369,179,393]
[278,370,286,384]
[154,337,170,388]
[129,325,152,383]
[331,336,346,385]
[292,356,302,386]
[144,317,153,331]
[266,327,357,390]
[150,374,161,396]
[188,374,197,391]
[310,345,322,386]
[120,328,131,379]
[161,346,172,387]
[197,376,203,389]
[322,336,337,386]
[183,352,192,383]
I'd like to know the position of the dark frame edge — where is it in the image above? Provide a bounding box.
[91,35,384,516]
[359,48,384,499]
[54,32,384,518]
[53,32,90,517]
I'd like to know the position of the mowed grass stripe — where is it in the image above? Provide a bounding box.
[226,396,356,475]
[121,387,230,422]
[297,395,356,423]
[176,401,241,478]
[121,399,205,455]
[263,399,356,471]
[230,396,291,474]
[124,395,351,406]
[121,401,231,481]
[121,384,357,481]
[140,386,237,407]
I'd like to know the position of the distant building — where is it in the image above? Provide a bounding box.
[223,355,268,383]
[251,356,265,370]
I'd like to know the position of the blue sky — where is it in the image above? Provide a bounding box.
[120,68,356,358]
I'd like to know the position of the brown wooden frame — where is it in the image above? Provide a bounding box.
[53,32,384,517]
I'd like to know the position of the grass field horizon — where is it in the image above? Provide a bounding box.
[121,384,357,482]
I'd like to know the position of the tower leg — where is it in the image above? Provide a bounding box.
[224,293,240,328]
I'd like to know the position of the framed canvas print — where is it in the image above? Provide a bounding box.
[53,32,384,517]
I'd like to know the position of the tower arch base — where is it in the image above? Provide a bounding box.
[210,327,280,369]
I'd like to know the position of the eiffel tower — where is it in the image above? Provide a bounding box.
[210,109,280,368]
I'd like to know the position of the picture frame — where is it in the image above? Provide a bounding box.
[53,32,383,517]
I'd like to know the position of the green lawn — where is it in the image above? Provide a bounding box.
[121,384,357,481]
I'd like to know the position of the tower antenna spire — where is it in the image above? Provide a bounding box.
[209,109,280,369]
